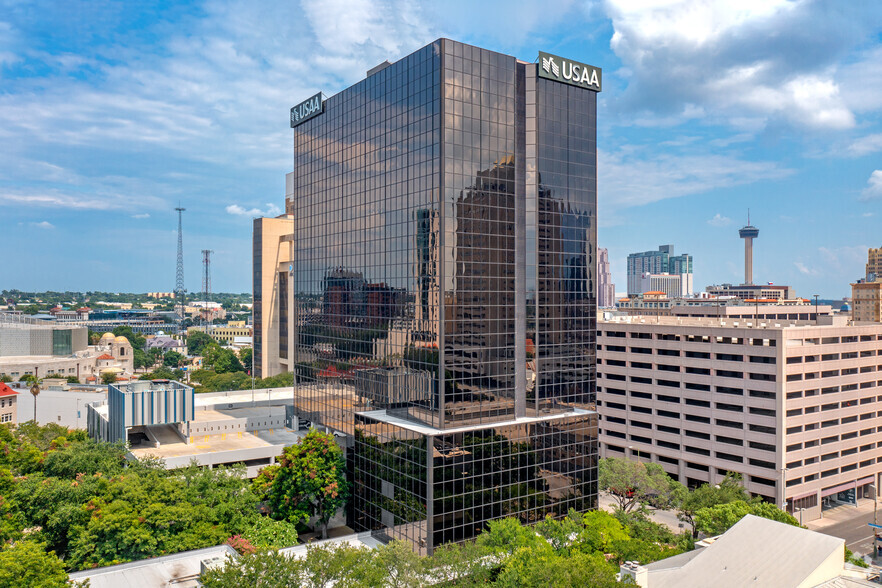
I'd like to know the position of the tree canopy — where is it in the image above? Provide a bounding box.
[264,429,349,539]
[202,509,686,588]
[0,422,301,574]
[599,457,684,512]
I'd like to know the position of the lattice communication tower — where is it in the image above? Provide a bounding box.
[174,206,186,318]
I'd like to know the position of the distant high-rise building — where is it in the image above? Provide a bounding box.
[598,248,615,307]
[851,281,882,322]
[626,245,692,296]
[866,247,882,282]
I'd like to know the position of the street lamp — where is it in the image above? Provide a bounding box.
[870,484,879,558]
[29,381,40,423]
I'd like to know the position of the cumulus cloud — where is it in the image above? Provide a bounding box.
[861,170,882,201]
[707,213,732,227]
[0,0,437,218]
[226,203,282,217]
[30,220,54,229]
[603,0,880,130]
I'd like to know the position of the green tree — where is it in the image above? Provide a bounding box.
[239,347,253,370]
[163,350,186,368]
[187,331,215,356]
[240,515,300,550]
[372,540,425,588]
[111,325,146,351]
[694,500,799,536]
[268,429,349,539]
[426,540,494,585]
[677,472,749,538]
[476,516,549,556]
[147,347,165,367]
[495,548,625,588]
[133,347,149,370]
[200,551,305,587]
[599,457,683,512]
[101,372,117,385]
[214,348,245,374]
[0,541,71,588]
[0,374,11,383]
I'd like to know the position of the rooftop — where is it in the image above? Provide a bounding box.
[635,515,854,588]
[67,544,238,588]
[601,314,863,330]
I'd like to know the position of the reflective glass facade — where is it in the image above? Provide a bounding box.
[286,39,598,552]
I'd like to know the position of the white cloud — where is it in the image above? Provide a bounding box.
[598,147,792,215]
[707,213,732,227]
[603,0,878,130]
[848,133,882,157]
[817,245,869,268]
[794,261,817,276]
[861,170,882,201]
[226,203,282,217]
[131,213,150,219]
[863,212,874,218]
[30,220,54,229]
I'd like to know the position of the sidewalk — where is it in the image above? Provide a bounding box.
[805,499,878,531]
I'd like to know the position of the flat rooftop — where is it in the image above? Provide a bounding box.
[358,406,595,436]
[129,424,303,461]
[68,544,238,588]
[601,315,860,330]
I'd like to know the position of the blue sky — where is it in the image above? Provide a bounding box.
[2,0,881,298]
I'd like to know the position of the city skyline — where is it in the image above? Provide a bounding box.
[2,1,881,298]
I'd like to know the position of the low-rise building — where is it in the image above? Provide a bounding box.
[188,321,252,346]
[145,334,186,354]
[598,314,882,522]
[620,514,876,587]
[87,383,305,477]
[0,314,133,382]
[0,382,18,424]
[68,544,238,588]
[706,283,794,300]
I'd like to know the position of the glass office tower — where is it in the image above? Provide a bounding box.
[286,39,598,553]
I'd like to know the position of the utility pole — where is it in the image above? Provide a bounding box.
[175,206,187,322]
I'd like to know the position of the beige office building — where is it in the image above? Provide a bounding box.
[852,281,882,323]
[253,210,294,379]
[598,315,882,522]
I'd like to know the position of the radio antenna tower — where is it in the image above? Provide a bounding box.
[174,206,186,319]
[201,249,214,324]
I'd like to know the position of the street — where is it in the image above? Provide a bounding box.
[807,501,882,559]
